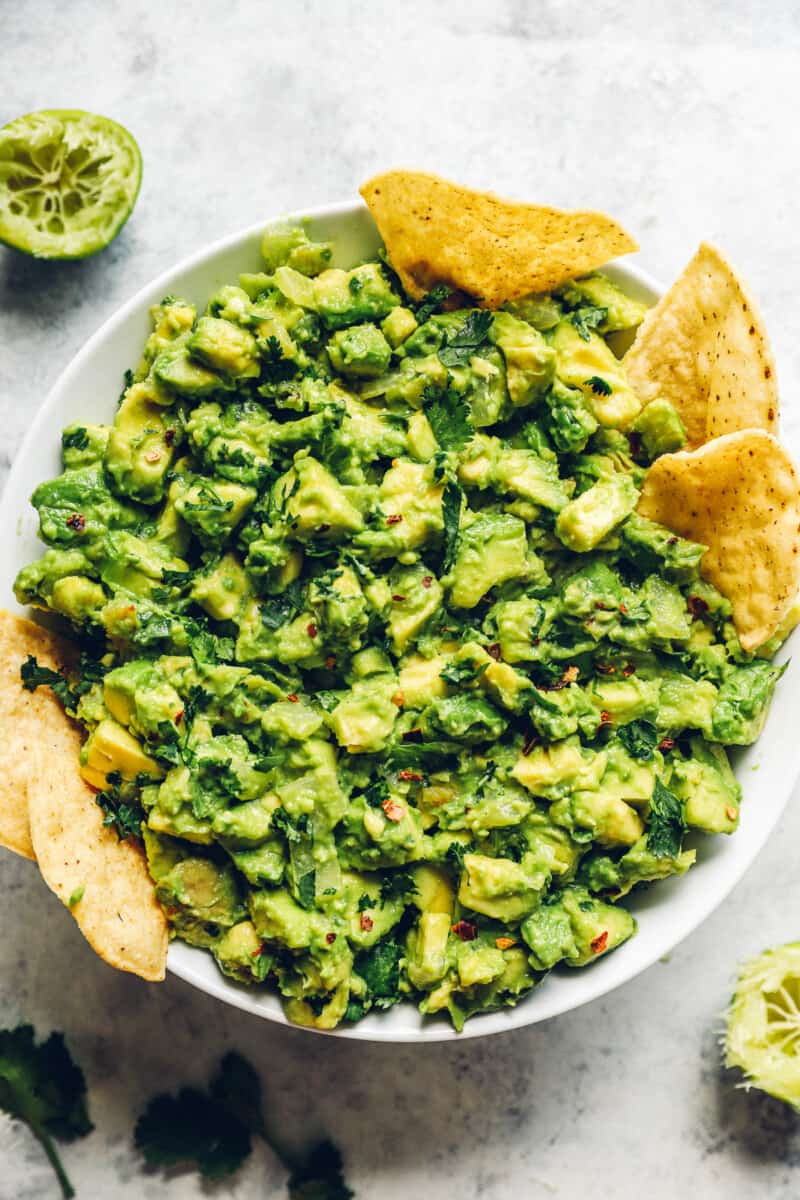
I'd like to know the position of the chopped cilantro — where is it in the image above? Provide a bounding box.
[261,578,306,630]
[441,480,463,572]
[61,426,89,452]
[379,870,418,904]
[647,777,687,858]
[353,935,403,1009]
[438,309,493,367]
[570,306,607,341]
[423,385,473,452]
[0,1024,92,1199]
[440,657,488,687]
[357,893,373,912]
[415,281,451,323]
[20,655,72,708]
[585,375,612,396]
[272,808,311,843]
[617,719,659,761]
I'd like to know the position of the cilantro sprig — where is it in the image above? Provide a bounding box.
[423,385,473,452]
[438,309,492,366]
[0,1024,92,1199]
[647,777,687,858]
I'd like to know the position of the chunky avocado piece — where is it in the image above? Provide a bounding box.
[555,473,639,553]
[382,306,418,348]
[670,738,741,833]
[513,737,606,800]
[157,856,246,948]
[190,552,249,622]
[711,661,782,745]
[620,513,706,583]
[550,787,644,848]
[354,460,444,560]
[153,342,224,398]
[657,675,716,736]
[632,398,687,459]
[105,389,176,505]
[80,717,163,789]
[459,852,547,921]
[214,919,263,983]
[326,675,399,754]
[421,694,507,744]
[61,422,110,468]
[337,794,426,870]
[175,477,256,541]
[187,316,260,380]
[522,885,635,969]
[274,453,363,540]
[558,274,649,334]
[490,311,555,407]
[31,463,143,548]
[551,320,641,429]
[327,323,392,378]
[313,263,400,329]
[542,378,598,454]
[449,512,529,608]
[385,563,443,654]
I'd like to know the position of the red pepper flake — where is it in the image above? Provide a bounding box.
[318,523,330,532]
[486,643,502,661]
[65,513,86,531]
[687,594,709,618]
[325,932,337,944]
[287,693,299,703]
[667,535,678,546]
[391,594,406,602]
[386,513,403,525]
[392,691,406,709]
[422,576,433,589]
[622,662,636,677]
[591,930,609,954]
[495,937,516,950]
[595,663,616,675]
[452,920,477,942]
[174,710,184,724]
[251,943,271,957]
[619,603,628,615]
[531,636,541,646]
[307,622,318,638]
[325,655,337,670]
[725,805,739,821]
[658,736,676,752]
[594,600,609,611]
[382,798,405,822]
[397,769,424,782]
[561,665,579,685]
[522,731,539,756]
[599,710,612,725]
[360,913,374,932]
[164,428,176,446]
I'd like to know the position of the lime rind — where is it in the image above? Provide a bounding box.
[0,109,141,259]
[724,942,800,1110]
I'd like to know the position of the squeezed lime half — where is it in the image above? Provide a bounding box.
[0,109,142,259]
[725,942,800,1109]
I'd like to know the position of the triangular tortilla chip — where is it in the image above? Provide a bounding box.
[0,611,76,859]
[638,431,800,650]
[625,243,778,450]
[360,170,638,308]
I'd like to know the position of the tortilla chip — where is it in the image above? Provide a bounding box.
[0,611,77,860]
[624,243,778,450]
[360,170,638,308]
[638,431,800,650]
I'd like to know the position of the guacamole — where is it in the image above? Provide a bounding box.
[14,223,787,1032]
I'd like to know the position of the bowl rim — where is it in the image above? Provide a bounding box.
[4,199,797,1044]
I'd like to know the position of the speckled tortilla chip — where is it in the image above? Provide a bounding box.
[28,724,168,980]
[625,243,778,450]
[360,170,638,308]
[0,610,77,860]
[638,431,800,650]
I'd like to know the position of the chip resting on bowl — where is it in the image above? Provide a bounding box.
[638,431,800,650]
[360,170,638,308]
[0,610,77,859]
[624,243,779,450]
[0,609,167,979]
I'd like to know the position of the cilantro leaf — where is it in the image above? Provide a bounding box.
[20,655,73,708]
[95,778,145,841]
[441,480,463,572]
[288,1139,354,1200]
[415,282,451,324]
[272,808,311,843]
[0,1024,92,1199]
[647,777,687,858]
[261,578,306,630]
[354,935,403,1009]
[440,658,488,687]
[616,719,659,761]
[379,870,418,904]
[445,841,469,872]
[438,310,493,367]
[61,426,89,452]
[423,386,473,452]
[134,1086,252,1179]
[208,1052,266,1140]
[585,375,612,396]
[570,306,607,341]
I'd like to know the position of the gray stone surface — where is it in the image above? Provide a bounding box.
[2,2,800,1196]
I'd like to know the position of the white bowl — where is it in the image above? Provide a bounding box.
[3,201,799,1042]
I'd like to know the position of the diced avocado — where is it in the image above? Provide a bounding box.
[175,478,256,541]
[559,274,649,333]
[614,837,696,897]
[482,658,534,715]
[491,596,549,664]
[188,316,260,380]
[14,548,96,610]
[386,564,443,654]
[275,454,363,539]
[157,856,246,947]
[327,323,392,378]
[327,675,399,754]
[260,222,310,271]
[354,460,444,560]
[456,940,507,989]
[541,377,598,454]
[398,653,449,709]
[421,694,507,744]
[249,888,317,950]
[214,919,262,983]
[600,742,657,807]
[512,737,606,800]
[522,885,635,969]
[550,789,644,848]
[592,677,660,725]
[228,842,286,887]
[190,552,249,622]
[657,675,717,735]
[49,575,106,623]
[670,738,741,833]
[382,306,418,348]
[459,853,547,922]
[337,794,426,870]
[313,263,400,330]
[406,912,453,989]
[211,794,279,846]
[555,474,639,553]
[521,900,577,970]
[632,398,687,459]
[102,660,183,739]
[642,575,692,644]
[79,717,163,789]
[619,513,706,583]
[153,343,223,398]
[551,321,641,429]
[105,388,176,504]
[711,661,782,745]
[61,422,110,468]
[32,463,143,548]
[449,512,529,608]
[490,311,555,407]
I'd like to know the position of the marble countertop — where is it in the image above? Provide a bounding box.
[3,2,800,1196]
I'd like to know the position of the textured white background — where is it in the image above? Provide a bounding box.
[2,2,800,1197]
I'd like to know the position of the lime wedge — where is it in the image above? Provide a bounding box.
[0,109,142,259]
[725,942,800,1110]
